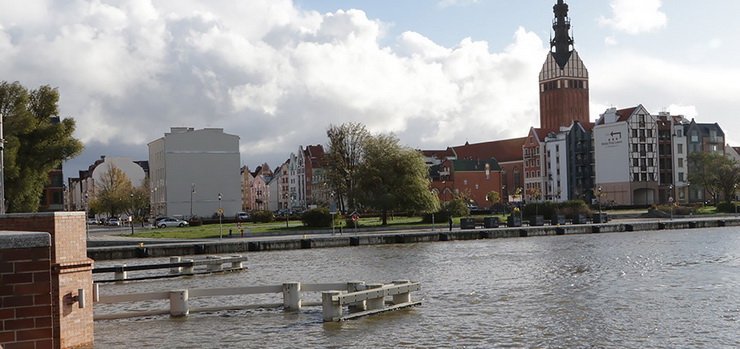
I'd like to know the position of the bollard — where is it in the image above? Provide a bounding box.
[241,229,244,237]
[182,259,194,275]
[365,283,384,310]
[229,229,232,237]
[170,289,189,317]
[114,264,127,281]
[230,255,243,269]
[322,291,342,322]
[170,256,182,274]
[282,282,302,311]
[392,280,411,304]
[347,281,367,311]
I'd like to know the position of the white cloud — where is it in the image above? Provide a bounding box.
[599,0,667,34]
[0,0,551,170]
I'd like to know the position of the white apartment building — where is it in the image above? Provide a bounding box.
[594,106,659,205]
[148,127,240,219]
[544,129,568,202]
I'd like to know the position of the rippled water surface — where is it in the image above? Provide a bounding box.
[94,228,740,348]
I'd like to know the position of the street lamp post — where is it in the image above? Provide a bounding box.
[130,193,135,235]
[84,193,89,240]
[598,186,603,214]
[191,185,196,219]
[669,185,674,220]
[218,193,223,239]
[734,183,738,216]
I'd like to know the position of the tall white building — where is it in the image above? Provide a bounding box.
[148,127,240,218]
[594,106,659,205]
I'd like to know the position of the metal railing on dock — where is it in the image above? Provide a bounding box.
[93,280,421,322]
[92,255,248,282]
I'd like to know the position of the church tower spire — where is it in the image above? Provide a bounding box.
[551,0,574,69]
[538,0,590,130]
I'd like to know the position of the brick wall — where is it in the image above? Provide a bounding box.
[0,212,93,349]
[0,232,54,349]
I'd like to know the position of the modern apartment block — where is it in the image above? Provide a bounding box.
[594,106,659,205]
[148,127,240,218]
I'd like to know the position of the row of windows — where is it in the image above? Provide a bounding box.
[541,79,586,92]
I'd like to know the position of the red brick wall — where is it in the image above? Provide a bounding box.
[0,213,93,349]
[0,234,54,349]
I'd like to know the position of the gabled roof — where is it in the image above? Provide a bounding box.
[420,149,455,158]
[449,158,502,172]
[595,105,641,125]
[304,145,325,159]
[450,137,525,163]
[733,146,740,155]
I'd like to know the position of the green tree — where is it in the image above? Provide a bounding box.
[324,123,369,212]
[130,178,151,223]
[486,190,500,204]
[355,133,438,225]
[0,81,83,212]
[90,164,134,218]
[687,152,736,204]
[716,162,740,203]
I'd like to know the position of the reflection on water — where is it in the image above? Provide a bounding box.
[95,228,740,348]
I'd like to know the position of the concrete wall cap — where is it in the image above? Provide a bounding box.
[0,231,51,249]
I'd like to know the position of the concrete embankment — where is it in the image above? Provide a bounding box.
[87,218,740,261]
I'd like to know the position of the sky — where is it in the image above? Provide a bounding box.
[0,0,738,179]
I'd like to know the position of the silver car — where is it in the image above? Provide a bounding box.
[157,218,189,228]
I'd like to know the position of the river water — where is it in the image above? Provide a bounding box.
[93,227,740,348]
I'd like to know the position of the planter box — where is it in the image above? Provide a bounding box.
[530,215,544,226]
[483,217,499,228]
[593,213,608,223]
[551,215,565,225]
[507,215,522,227]
[572,214,588,224]
[460,218,477,229]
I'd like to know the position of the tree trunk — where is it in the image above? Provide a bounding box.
[381,209,388,225]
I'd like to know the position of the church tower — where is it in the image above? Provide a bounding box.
[539,0,590,130]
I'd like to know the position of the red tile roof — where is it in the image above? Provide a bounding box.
[450,137,526,163]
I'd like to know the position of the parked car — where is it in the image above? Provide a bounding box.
[235,212,250,221]
[86,218,98,225]
[157,218,189,228]
[107,218,121,226]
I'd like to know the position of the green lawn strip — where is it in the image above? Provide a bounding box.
[123,216,427,239]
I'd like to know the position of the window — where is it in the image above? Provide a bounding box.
[633,159,639,167]
[463,180,468,185]
[678,158,684,167]
[475,184,479,190]
[633,144,639,152]
[677,144,683,154]
[679,172,684,181]
[633,173,640,182]
[676,128,683,137]
[648,158,654,166]
[632,129,638,138]
[691,131,698,142]
[647,144,654,152]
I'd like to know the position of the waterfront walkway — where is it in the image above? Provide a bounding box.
[87,212,740,260]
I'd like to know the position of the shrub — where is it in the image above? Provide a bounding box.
[422,210,453,224]
[301,208,333,227]
[522,200,591,219]
[251,210,275,223]
[651,204,696,216]
[716,202,738,213]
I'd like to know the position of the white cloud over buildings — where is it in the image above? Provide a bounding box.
[599,0,668,34]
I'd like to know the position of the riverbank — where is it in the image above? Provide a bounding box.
[87,216,740,260]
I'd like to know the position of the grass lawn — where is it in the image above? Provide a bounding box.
[124,215,429,239]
